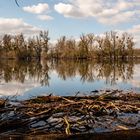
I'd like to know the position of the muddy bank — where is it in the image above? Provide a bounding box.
[1,130,140,140]
[0,90,140,139]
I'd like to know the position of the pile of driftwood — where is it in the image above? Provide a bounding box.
[0,90,140,136]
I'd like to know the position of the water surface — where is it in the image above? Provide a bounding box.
[0,60,140,100]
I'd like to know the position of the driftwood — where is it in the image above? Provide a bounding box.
[0,90,140,138]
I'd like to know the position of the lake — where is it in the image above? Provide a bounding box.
[0,59,140,100]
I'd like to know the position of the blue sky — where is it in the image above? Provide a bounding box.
[0,0,140,46]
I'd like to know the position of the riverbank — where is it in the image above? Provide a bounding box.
[0,90,140,139]
[0,130,140,140]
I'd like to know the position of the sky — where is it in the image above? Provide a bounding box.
[0,0,140,47]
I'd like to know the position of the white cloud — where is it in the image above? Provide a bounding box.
[114,24,140,48]
[37,15,54,21]
[129,24,140,34]
[127,24,140,47]
[0,18,41,36]
[129,64,140,88]
[54,3,86,18]
[116,0,134,11]
[23,3,49,14]
[98,11,136,25]
[23,3,54,21]
[54,0,140,25]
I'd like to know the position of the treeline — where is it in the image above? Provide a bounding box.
[50,31,134,60]
[0,31,136,60]
[0,31,49,60]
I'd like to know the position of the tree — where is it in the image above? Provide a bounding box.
[40,31,50,58]
[15,0,19,7]
[13,34,28,60]
[78,34,90,59]
[126,35,134,58]
[2,34,12,57]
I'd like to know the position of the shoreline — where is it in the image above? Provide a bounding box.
[0,90,140,139]
[1,130,140,140]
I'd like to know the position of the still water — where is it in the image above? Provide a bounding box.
[0,60,140,100]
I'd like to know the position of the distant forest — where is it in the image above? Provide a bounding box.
[0,31,138,61]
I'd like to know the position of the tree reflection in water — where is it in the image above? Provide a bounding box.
[0,59,135,86]
[53,60,134,85]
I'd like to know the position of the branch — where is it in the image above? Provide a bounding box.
[15,0,20,7]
